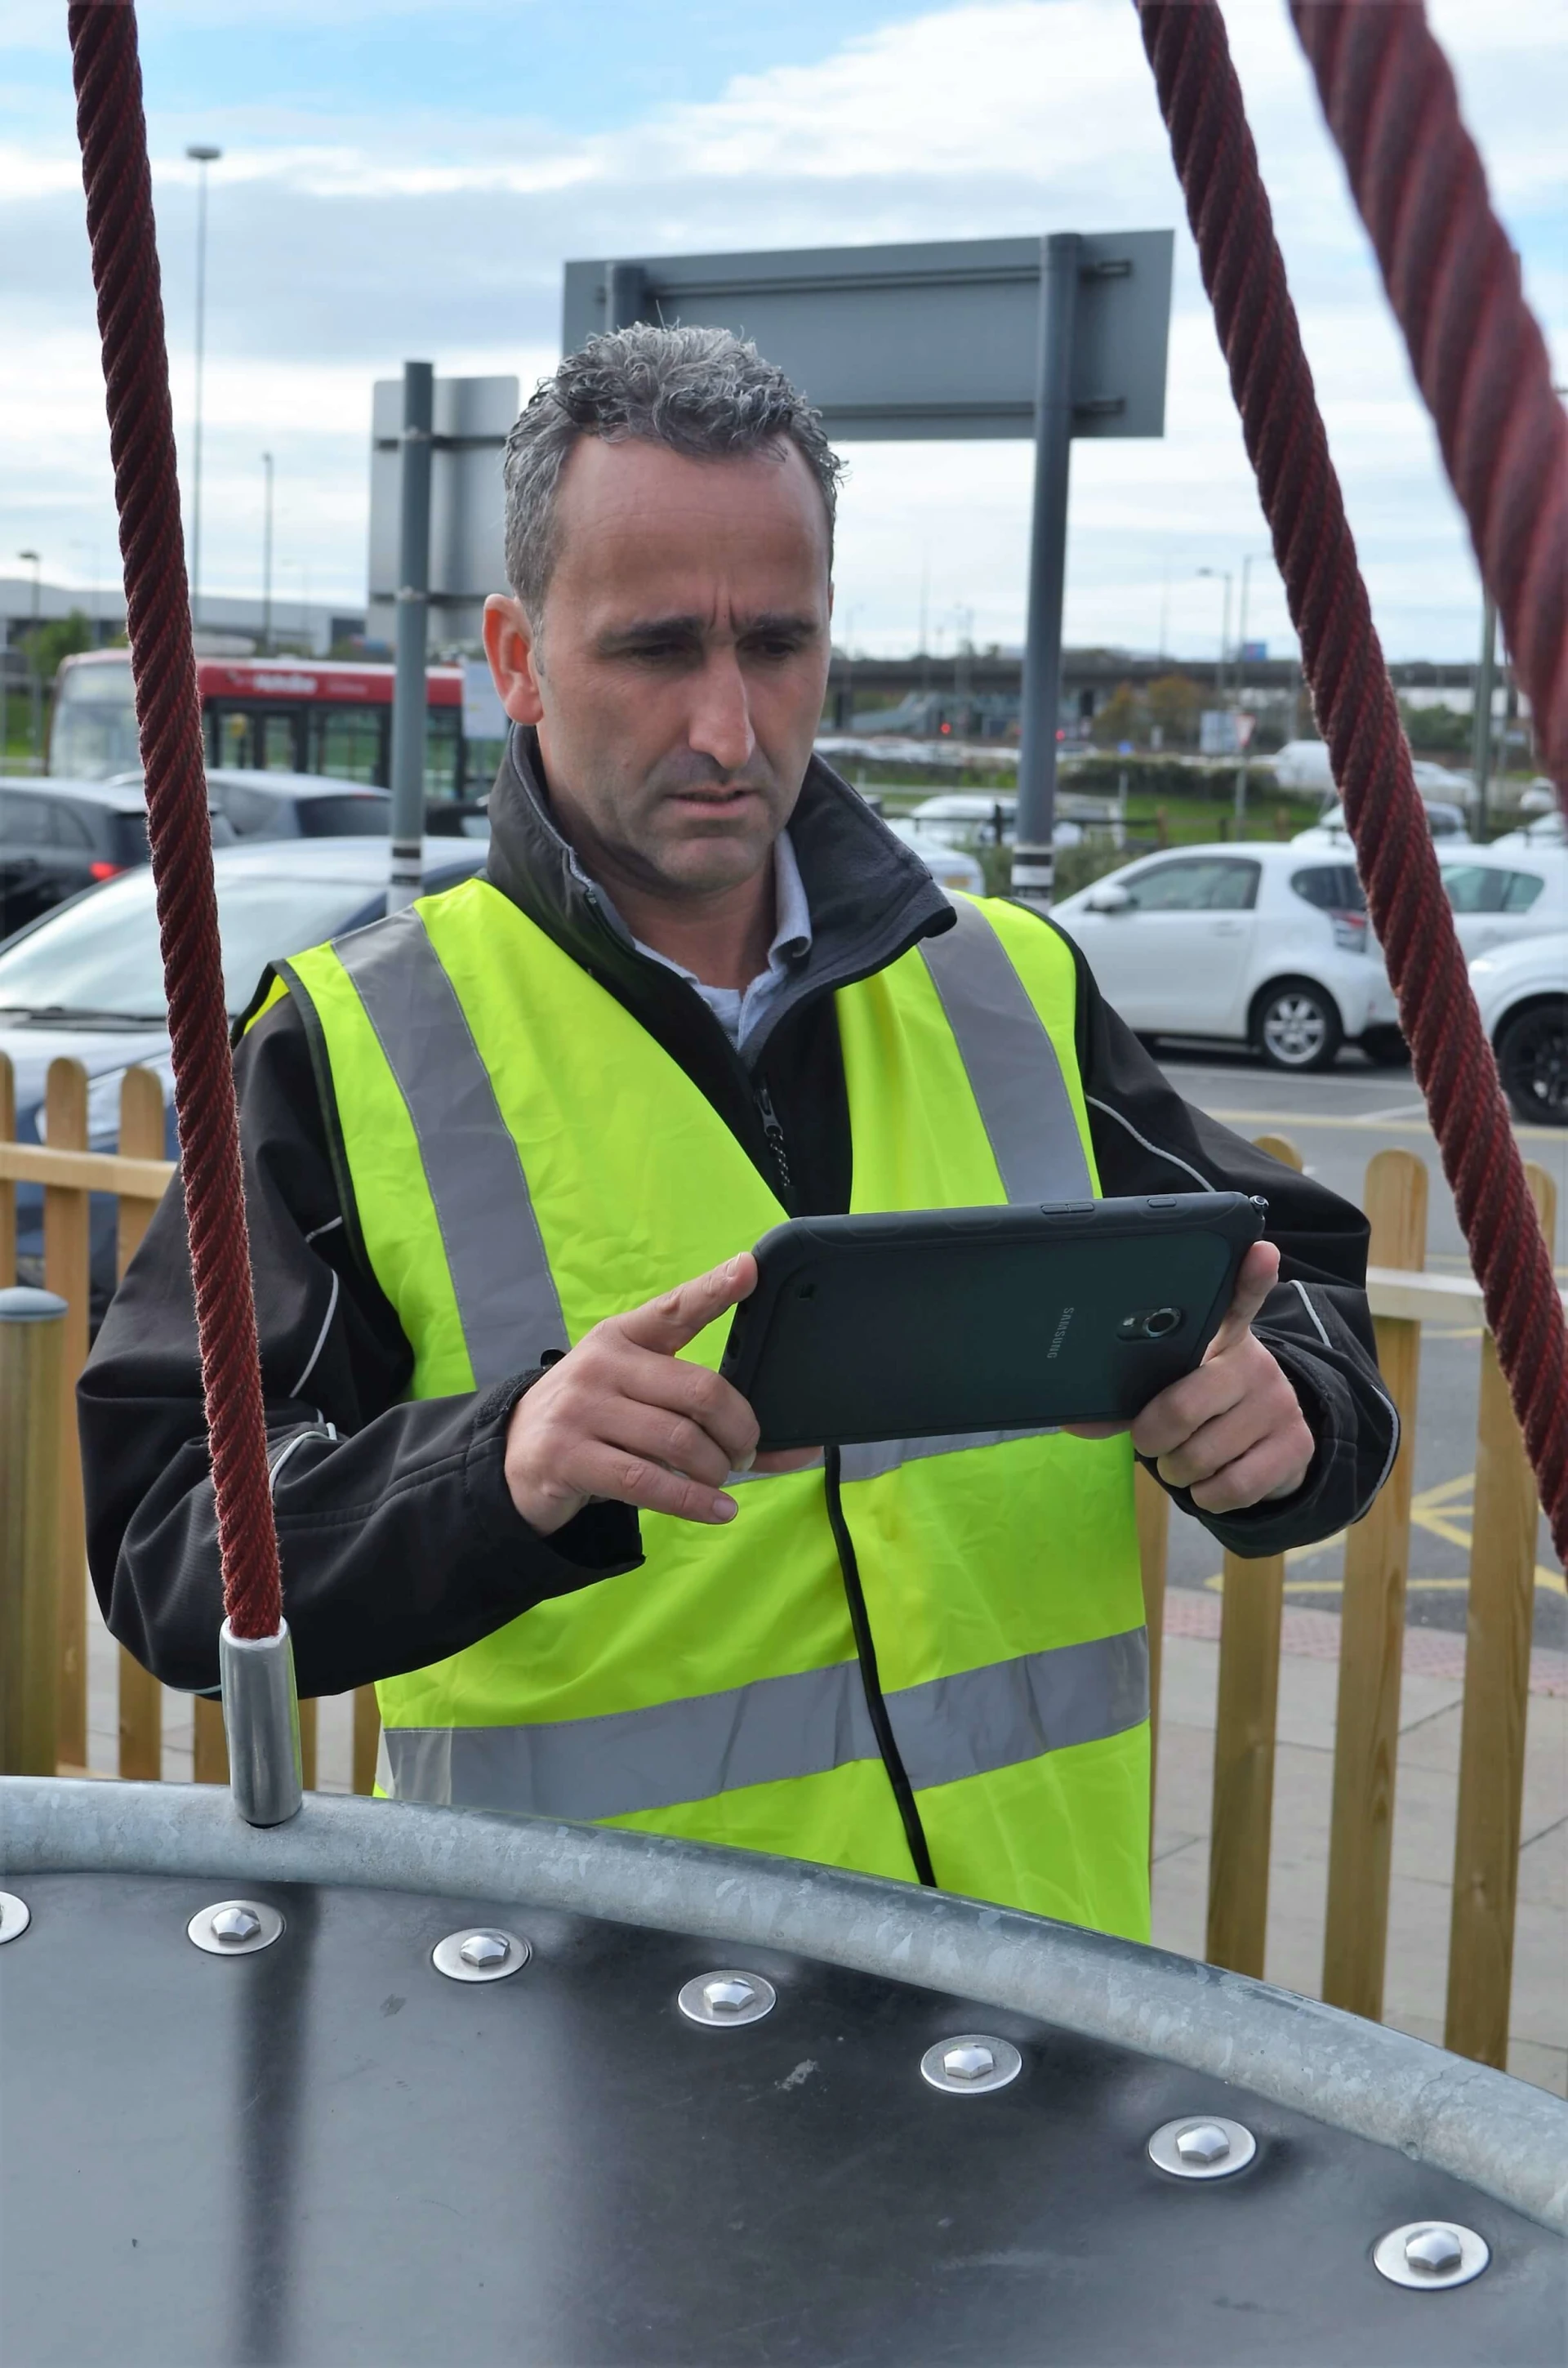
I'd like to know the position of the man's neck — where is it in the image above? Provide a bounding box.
[605,858,777,992]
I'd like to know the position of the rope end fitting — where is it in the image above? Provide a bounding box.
[219,1617,304,1826]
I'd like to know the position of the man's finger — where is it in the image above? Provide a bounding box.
[1203,1238,1281,1360]
[573,1443,739,1526]
[614,1252,758,1357]
[612,1340,761,1465]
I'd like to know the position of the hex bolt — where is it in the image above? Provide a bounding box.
[703,1978,757,2014]
[431,1927,531,1983]
[187,1899,283,1955]
[920,2035,1022,2094]
[1175,2122,1232,2168]
[1405,2227,1465,2277]
[212,1906,262,1947]
[1372,2221,1490,2291]
[677,1971,777,2027]
[1147,2115,1257,2178]
[943,2044,997,2084]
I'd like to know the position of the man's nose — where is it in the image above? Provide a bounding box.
[686,649,756,774]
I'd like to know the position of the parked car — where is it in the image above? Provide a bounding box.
[188,767,390,840]
[1437,843,1568,960]
[904,791,1083,851]
[884,818,986,896]
[1490,809,1565,853]
[1293,796,1471,851]
[2,777,154,936]
[1274,741,1474,805]
[1468,934,1568,1127]
[2,836,487,1313]
[1051,841,1402,1070]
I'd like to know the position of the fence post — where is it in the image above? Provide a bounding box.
[352,1686,381,1796]
[193,1694,229,1785]
[1205,1131,1299,1977]
[0,1287,67,1776]
[42,1058,90,1773]
[1322,1148,1428,2019]
[1135,1462,1169,1862]
[115,1067,167,1782]
[1444,1163,1556,2067]
[0,1051,15,1287]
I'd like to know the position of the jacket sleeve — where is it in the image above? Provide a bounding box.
[1050,917,1400,1559]
[78,992,642,1700]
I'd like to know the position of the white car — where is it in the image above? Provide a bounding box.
[884,818,986,895]
[1293,797,1471,851]
[1052,841,1401,1071]
[1490,809,1565,853]
[1275,740,1474,805]
[1438,842,1568,960]
[1468,933,1567,1127]
[903,792,1084,852]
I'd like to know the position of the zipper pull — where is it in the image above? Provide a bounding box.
[754,1080,793,1193]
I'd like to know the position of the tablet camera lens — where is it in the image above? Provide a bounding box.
[1120,1306,1183,1341]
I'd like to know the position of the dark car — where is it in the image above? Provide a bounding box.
[203,767,392,840]
[1,834,487,1318]
[0,777,153,935]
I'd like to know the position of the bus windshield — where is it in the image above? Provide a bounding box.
[49,656,139,780]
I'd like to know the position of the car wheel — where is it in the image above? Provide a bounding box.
[1360,1024,1410,1068]
[1251,979,1344,1072]
[1495,1000,1568,1127]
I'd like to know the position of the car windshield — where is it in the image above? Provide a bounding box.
[0,867,381,1019]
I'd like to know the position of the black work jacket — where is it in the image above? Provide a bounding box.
[80,731,1397,1697]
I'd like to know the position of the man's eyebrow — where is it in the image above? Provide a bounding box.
[596,609,822,649]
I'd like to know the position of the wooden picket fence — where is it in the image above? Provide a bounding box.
[0,1049,1559,2076]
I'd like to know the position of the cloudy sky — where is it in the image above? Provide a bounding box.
[2,0,1563,662]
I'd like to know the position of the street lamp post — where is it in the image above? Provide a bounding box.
[261,453,274,655]
[1196,566,1232,705]
[1234,551,1272,830]
[185,144,222,629]
[17,549,42,770]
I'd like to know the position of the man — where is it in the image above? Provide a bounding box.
[83,326,1395,1941]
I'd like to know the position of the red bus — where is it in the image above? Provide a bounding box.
[48,649,494,804]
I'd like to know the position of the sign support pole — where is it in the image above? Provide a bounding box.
[389,359,433,912]
[1013,234,1079,910]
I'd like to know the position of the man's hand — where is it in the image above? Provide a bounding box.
[505,1252,812,1536]
[1066,1240,1315,1514]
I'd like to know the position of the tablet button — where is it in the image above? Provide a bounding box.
[1147,1196,1178,1209]
[1040,1200,1095,1215]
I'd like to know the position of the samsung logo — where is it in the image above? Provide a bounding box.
[1046,1304,1076,1361]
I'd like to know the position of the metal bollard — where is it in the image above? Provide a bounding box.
[0,1287,66,1776]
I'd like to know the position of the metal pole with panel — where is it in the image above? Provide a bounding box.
[388,361,434,912]
[1013,234,1080,906]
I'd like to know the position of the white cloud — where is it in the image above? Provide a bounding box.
[2,0,1562,653]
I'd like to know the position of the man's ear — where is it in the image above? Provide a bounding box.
[483,594,545,726]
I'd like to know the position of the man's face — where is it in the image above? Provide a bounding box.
[483,435,831,900]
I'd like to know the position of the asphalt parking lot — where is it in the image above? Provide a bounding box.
[1154,1044,1566,1653]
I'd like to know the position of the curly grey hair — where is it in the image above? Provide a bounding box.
[501,323,843,616]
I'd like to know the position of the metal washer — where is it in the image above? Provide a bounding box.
[0,1890,31,1945]
[678,1970,777,2027]
[1147,2115,1258,2178]
[920,2035,1023,2094]
[431,1928,532,1983]
[1373,2221,1490,2291]
[187,1898,284,1956]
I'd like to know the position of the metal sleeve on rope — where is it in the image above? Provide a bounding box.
[69,1,286,1642]
[1135,0,1568,1561]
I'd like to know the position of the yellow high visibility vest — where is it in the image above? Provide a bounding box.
[281,880,1151,1938]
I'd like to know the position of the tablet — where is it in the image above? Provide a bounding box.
[718,1192,1267,1451]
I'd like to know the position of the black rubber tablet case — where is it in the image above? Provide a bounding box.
[719,1193,1266,1451]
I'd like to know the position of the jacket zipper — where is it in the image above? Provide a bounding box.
[754,1080,794,1198]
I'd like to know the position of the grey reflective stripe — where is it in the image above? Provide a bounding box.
[333,911,567,1385]
[381,1628,1147,1820]
[919,898,1091,1205]
[841,1426,1058,1483]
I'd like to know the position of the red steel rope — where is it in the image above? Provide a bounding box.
[1136,0,1567,1562]
[69,0,283,1639]
[1290,0,1567,810]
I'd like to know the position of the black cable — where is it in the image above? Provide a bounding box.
[823,1445,937,1888]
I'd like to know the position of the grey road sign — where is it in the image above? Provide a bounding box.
[368,373,518,651]
[561,234,1173,903]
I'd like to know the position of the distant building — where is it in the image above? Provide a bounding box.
[0,572,363,686]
